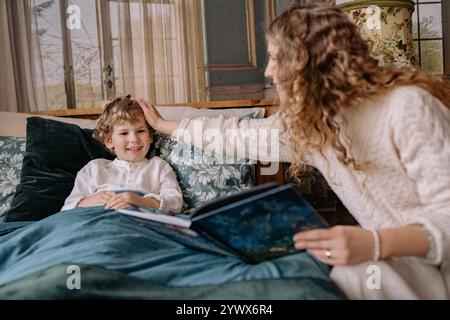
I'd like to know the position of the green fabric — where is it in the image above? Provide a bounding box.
[4,117,114,222]
[0,136,25,216]
[0,263,345,300]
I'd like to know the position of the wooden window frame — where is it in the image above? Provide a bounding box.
[413,0,449,78]
[443,0,450,79]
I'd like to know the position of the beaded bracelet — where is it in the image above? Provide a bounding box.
[369,229,381,261]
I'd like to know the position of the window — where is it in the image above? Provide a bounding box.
[334,0,449,78]
[35,0,67,109]
[412,0,449,76]
[108,0,184,101]
[35,0,103,109]
[33,0,204,109]
[69,0,102,108]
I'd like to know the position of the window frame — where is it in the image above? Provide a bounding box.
[412,0,449,77]
[443,0,450,79]
[96,0,115,101]
[47,0,105,109]
[59,0,76,109]
[53,0,206,108]
[41,0,116,108]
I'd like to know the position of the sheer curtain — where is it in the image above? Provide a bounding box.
[114,0,205,104]
[0,0,47,112]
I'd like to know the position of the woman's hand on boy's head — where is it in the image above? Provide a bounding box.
[135,98,164,131]
[104,192,138,210]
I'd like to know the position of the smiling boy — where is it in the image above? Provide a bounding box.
[61,95,183,213]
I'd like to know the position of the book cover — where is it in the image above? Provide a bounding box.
[119,183,329,263]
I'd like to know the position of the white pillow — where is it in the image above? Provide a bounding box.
[156,106,265,122]
[0,112,98,137]
[0,107,265,138]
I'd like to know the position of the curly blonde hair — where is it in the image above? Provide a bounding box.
[267,5,450,179]
[93,95,152,149]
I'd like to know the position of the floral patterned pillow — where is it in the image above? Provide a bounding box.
[0,137,26,216]
[151,113,259,211]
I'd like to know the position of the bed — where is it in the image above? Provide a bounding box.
[0,100,346,300]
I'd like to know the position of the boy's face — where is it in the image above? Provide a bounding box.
[104,117,152,162]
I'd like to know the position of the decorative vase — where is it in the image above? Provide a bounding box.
[337,0,416,68]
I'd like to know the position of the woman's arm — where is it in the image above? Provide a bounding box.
[295,88,450,266]
[137,98,293,163]
[391,87,450,265]
[378,225,429,259]
[293,224,429,266]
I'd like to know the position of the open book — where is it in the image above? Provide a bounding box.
[119,182,329,264]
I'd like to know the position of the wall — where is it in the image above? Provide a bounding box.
[201,0,337,101]
[275,0,335,15]
[202,0,270,101]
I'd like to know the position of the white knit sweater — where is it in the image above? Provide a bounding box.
[176,86,450,267]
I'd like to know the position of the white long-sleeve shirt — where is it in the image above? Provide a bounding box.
[61,156,183,213]
[175,85,450,298]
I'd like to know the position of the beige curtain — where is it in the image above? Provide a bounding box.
[114,0,204,104]
[0,0,47,112]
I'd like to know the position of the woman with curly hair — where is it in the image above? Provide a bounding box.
[137,5,450,299]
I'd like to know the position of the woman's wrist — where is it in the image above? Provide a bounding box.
[377,225,429,259]
[152,117,180,135]
[160,120,181,135]
[378,229,398,259]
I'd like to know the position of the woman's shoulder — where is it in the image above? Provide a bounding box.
[387,85,434,102]
[383,85,448,119]
[386,85,450,140]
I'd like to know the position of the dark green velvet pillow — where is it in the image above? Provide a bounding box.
[4,117,114,222]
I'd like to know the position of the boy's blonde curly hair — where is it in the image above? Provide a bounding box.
[93,95,153,147]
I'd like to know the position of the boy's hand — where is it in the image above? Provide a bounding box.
[78,191,116,207]
[105,192,139,210]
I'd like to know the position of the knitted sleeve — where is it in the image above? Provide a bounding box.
[172,113,293,163]
[392,87,450,266]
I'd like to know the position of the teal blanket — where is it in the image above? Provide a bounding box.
[0,207,345,299]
